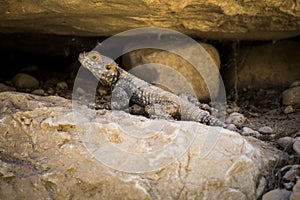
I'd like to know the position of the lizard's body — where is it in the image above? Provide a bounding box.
[78,51,226,127]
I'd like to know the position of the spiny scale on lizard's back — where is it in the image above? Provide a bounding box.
[118,72,181,106]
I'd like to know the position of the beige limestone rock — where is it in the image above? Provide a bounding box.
[283,105,295,114]
[225,112,246,126]
[293,137,300,156]
[12,73,39,89]
[262,189,292,200]
[0,0,300,40]
[122,43,221,101]
[291,179,300,200]
[282,85,300,105]
[0,83,16,92]
[0,92,283,199]
[224,41,300,91]
[277,137,296,151]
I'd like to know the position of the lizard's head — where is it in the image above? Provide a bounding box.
[78,51,119,86]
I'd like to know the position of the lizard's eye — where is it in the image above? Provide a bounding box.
[106,65,111,70]
[87,52,101,61]
[105,64,116,71]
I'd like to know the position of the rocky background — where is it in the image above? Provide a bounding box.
[0,0,300,200]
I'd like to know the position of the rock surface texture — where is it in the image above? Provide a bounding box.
[0,92,283,199]
[0,0,300,40]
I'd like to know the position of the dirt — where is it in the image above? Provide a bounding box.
[228,89,300,138]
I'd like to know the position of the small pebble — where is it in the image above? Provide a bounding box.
[277,137,295,151]
[225,124,237,131]
[241,127,260,137]
[283,105,294,114]
[283,182,294,190]
[256,177,267,198]
[290,81,300,88]
[290,179,300,200]
[0,83,16,92]
[225,112,246,126]
[12,73,39,89]
[47,88,55,95]
[283,165,299,182]
[282,86,300,105]
[56,81,68,90]
[32,89,45,95]
[262,189,291,200]
[293,137,300,155]
[258,126,274,134]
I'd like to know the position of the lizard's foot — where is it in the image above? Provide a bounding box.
[178,92,216,113]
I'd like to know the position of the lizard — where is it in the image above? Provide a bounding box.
[78,50,227,128]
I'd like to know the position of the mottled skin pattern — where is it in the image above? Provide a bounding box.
[79,51,226,127]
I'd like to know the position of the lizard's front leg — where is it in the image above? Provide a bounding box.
[110,86,130,111]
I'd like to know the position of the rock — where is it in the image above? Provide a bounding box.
[226,123,237,131]
[277,137,295,151]
[283,105,294,114]
[227,103,240,114]
[256,177,267,198]
[122,43,221,101]
[47,88,55,95]
[0,83,16,92]
[283,165,299,182]
[31,89,45,95]
[293,137,300,155]
[198,43,221,67]
[56,81,68,90]
[283,182,294,190]
[262,189,292,200]
[12,73,39,89]
[282,86,300,105]
[225,112,246,126]
[241,127,260,137]
[290,179,300,200]
[0,0,299,40]
[258,126,274,135]
[290,81,300,88]
[224,41,300,90]
[0,92,283,199]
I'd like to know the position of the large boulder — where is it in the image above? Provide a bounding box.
[0,92,283,199]
[224,41,300,90]
[0,0,299,40]
[122,42,221,101]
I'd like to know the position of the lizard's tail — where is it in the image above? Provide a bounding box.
[181,104,225,127]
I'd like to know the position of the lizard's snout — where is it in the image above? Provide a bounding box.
[78,52,86,64]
